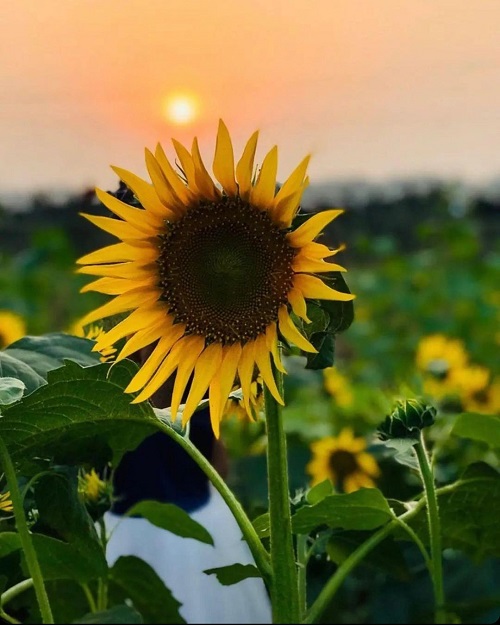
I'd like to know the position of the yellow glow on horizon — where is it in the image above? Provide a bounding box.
[164,93,199,125]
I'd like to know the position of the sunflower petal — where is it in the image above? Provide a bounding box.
[238,341,256,417]
[217,342,242,417]
[251,145,278,208]
[191,137,219,200]
[95,188,159,234]
[77,262,155,280]
[182,342,223,427]
[213,119,237,195]
[287,287,311,323]
[81,276,157,295]
[274,155,311,205]
[154,144,194,206]
[236,130,258,199]
[80,213,146,241]
[293,256,346,273]
[287,209,344,248]
[278,306,317,353]
[77,242,158,266]
[172,139,197,191]
[169,335,206,422]
[265,323,286,373]
[79,287,160,326]
[117,319,168,361]
[209,369,223,438]
[294,274,355,301]
[254,334,284,404]
[94,305,167,349]
[111,166,170,218]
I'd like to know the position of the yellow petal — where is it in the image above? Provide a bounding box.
[191,137,219,201]
[357,452,380,477]
[145,148,184,213]
[169,335,206,422]
[182,343,223,426]
[298,241,342,260]
[236,130,258,199]
[272,184,306,227]
[94,305,167,349]
[287,209,344,248]
[77,242,158,266]
[79,287,160,326]
[126,324,185,394]
[110,165,170,219]
[213,119,237,196]
[117,318,168,361]
[292,256,346,274]
[217,342,242,417]
[287,287,311,323]
[293,274,355,301]
[81,276,157,295]
[80,213,146,241]
[278,305,317,353]
[172,138,198,191]
[274,155,311,205]
[254,333,283,404]
[265,323,286,373]
[154,144,194,206]
[238,340,256,417]
[251,145,278,208]
[77,262,155,281]
[95,188,159,234]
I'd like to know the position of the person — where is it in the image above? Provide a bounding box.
[103,346,272,624]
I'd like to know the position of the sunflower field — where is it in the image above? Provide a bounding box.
[0,129,499,625]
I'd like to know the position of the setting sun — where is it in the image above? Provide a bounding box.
[164,94,199,125]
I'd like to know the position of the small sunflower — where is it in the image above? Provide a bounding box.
[78,468,109,504]
[77,120,354,436]
[323,367,353,408]
[306,428,380,493]
[0,310,26,348]
[0,491,13,514]
[451,366,500,415]
[416,334,468,399]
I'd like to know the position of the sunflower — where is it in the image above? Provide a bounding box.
[323,367,353,408]
[451,365,500,414]
[69,321,117,363]
[78,468,109,503]
[77,120,353,436]
[0,310,26,348]
[306,428,380,493]
[416,334,468,399]
[0,491,13,514]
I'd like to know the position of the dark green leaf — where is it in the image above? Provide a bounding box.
[109,556,185,624]
[0,351,45,395]
[0,532,21,558]
[318,272,355,334]
[73,604,144,624]
[252,513,270,539]
[0,377,26,406]
[292,489,393,534]
[306,479,334,505]
[305,332,335,370]
[0,360,161,470]
[203,563,261,585]
[452,412,500,448]
[127,501,213,545]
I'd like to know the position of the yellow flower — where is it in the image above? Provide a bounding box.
[451,366,500,414]
[78,469,107,503]
[323,367,353,407]
[0,491,13,514]
[0,310,26,348]
[77,120,353,436]
[306,428,380,493]
[416,334,468,399]
[70,321,117,363]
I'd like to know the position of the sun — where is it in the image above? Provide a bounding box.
[164,93,199,125]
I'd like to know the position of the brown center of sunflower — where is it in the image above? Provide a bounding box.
[329,449,359,481]
[157,196,296,344]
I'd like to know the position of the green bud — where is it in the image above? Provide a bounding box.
[377,398,436,442]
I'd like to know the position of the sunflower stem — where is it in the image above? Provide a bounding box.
[0,438,54,624]
[156,420,272,587]
[264,364,301,624]
[414,432,447,624]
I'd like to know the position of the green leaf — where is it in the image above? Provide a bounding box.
[127,501,213,545]
[306,479,334,505]
[327,531,410,581]
[0,377,25,406]
[403,462,500,563]
[252,513,270,539]
[203,563,261,585]
[452,412,500,448]
[319,272,355,334]
[291,489,393,534]
[0,333,99,394]
[109,556,185,624]
[0,532,21,558]
[73,604,144,624]
[304,331,335,370]
[0,360,161,471]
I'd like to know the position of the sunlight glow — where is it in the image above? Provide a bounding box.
[164,94,199,125]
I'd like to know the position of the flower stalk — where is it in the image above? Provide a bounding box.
[0,438,54,624]
[264,361,300,623]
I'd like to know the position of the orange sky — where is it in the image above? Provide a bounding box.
[2,0,500,192]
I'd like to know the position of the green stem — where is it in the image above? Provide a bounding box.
[156,420,272,587]
[0,438,54,624]
[0,578,34,625]
[264,365,300,624]
[96,517,108,611]
[81,583,98,614]
[0,608,21,624]
[414,433,446,624]
[297,534,309,617]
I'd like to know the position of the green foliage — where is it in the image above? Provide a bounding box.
[73,605,144,624]
[451,412,500,448]
[203,564,261,585]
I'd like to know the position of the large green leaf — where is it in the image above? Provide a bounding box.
[0,359,161,471]
[0,377,25,407]
[127,501,213,545]
[73,604,144,624]
[203,563,261,585]
[291,488,393,535]
[108,556,185,624]
[404,462,500,563]
[0,333,99,394]
[452,412,500,448]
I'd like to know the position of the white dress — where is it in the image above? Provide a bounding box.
[104,483,272,624]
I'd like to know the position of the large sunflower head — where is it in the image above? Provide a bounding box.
[0,310,26,348]
[306,428,380,493]
[77,120,354,436]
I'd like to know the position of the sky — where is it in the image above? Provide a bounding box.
[1,0,500,195]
